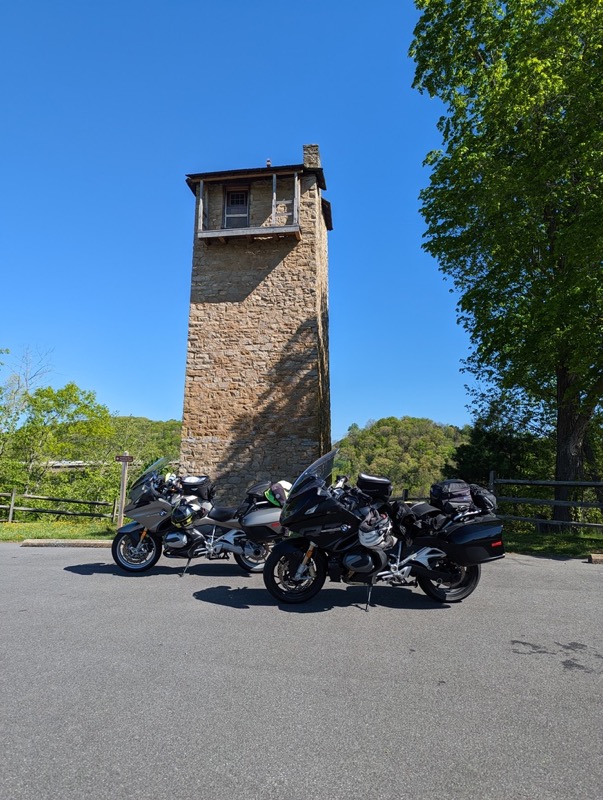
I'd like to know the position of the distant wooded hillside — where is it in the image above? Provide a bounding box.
[335,416,470,497]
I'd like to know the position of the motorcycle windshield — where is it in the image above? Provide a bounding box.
[129,456,171,492]
[289,449,339,497]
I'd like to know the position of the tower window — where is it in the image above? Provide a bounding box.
[224,189,249,228]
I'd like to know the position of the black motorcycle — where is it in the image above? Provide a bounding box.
[262,449,504,606]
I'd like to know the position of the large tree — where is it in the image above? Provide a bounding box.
[410,0,603,520]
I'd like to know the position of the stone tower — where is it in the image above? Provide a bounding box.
[180,144,332,497]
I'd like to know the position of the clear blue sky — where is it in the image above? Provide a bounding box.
[0,0,473,442]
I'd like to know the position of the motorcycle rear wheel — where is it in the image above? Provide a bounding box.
[417,562,481,603]
[111,531,162,572]
[233,543,271,573]
[263,548,327,604]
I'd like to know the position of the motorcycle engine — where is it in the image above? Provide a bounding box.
[164,530,189,549]
[164,528,206,551]
[341,547,389,585]
[342,549,377,573]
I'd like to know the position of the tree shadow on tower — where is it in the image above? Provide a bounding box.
[212,317,330,499]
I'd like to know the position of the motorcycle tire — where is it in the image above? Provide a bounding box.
[111,531,162,573]
[417,562,481,603]
[233,546,270,573]
[263,547,327,604]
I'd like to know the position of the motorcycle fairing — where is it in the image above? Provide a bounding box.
[124,497,173,530]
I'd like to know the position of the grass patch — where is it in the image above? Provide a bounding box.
[0,519,116,542]
[502,519,603,558]
[1,517,602,559]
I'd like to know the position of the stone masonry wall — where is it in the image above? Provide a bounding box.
[180,172,330,500]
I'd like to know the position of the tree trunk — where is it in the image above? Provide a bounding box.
[554,368,590,522]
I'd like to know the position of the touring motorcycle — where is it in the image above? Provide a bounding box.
[111,457,288,574]
[262,449,504,606]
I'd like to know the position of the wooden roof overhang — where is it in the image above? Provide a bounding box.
[185,163,327,193]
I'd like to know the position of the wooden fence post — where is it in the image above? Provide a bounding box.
[8,488,17,523]
[115,452,133,528]
[489,470,496,494]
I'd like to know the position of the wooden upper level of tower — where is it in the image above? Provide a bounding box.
[185,144,332,243]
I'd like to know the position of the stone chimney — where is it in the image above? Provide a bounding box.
[303,144,321,169]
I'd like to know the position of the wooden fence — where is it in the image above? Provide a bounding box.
[0,489,117,523]
[488,474,603,529]
[3,476,602,531]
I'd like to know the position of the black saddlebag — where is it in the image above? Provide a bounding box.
[441,516,504,565]
[470,484,497,514]
[430,479,473,513]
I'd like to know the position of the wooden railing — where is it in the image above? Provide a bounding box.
[488,474,603,529]
[0,490,116,523]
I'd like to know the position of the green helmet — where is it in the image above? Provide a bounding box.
[264,480,292,507]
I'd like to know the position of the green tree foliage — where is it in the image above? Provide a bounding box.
[1,351,182,504]
[335,416,470,497]
[33,416,182,503]
[2,383,114,495]
[410,0,603,519]
[449,419,555,485]
[109,416,181,468]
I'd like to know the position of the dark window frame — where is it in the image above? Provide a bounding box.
[224,187,250,229]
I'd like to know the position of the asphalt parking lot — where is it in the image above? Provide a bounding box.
[1,542,602,800]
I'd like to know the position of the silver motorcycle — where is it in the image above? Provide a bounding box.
[111,458,287,574]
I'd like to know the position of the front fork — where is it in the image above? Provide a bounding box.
[128,528,149,553]
[294,543,316,580]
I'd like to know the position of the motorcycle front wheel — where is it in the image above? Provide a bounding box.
[263,548,327,604]
[111,531,162,573]
[417,562,481,603]
[233,542,271,573]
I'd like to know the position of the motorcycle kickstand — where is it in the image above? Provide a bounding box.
[365,583,374,612]
[181,558,192,577]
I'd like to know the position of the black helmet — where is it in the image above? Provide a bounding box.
[171,502,194,529]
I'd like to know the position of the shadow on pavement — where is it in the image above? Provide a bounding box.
[64,561,257,578]
[192,583,449,613]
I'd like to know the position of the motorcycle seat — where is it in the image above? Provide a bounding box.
[358,472,391,487]
[209,506,238,522]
